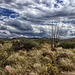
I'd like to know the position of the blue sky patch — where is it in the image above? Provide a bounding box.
[0,7,19,19]
[54,4,59,8]
[56,0,63,3]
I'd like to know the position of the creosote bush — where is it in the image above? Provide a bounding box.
[12,39,41,51]
[0,40,5,45]
[46,63,59,75]
[40,63,59,75]
[35,39,51,44]
[57,42,75,49]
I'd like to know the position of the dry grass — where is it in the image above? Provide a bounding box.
[61,71,75,75]
[0,40,75,75]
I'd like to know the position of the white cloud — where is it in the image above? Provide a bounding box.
[0,0,75,38]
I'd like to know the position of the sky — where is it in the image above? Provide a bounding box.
[0,0,75,39]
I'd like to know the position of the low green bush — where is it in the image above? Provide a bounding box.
[46,63,59,75]
[35,39,51,44]
[40,63,59,75]
[12,39,41,51]
[57,42,75,49]
[0,40,5,45]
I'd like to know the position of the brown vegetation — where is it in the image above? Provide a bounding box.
[56,53,69,61]
[42,52,53,59]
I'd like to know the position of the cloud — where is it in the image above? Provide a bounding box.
[0,0,75,38]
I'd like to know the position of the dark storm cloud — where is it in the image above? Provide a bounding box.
[4,0,14,3]
[6,20,33,31]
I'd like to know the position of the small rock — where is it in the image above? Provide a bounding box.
[34,63,41,68]
[0,43,3,47]
[29,72,38,75]
[5,65,16,75]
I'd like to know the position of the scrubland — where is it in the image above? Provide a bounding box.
[0,38,75,75]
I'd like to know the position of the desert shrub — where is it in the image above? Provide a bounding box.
[42,52,53,59]
[57,42,75,49]
[0,40,5,45]
[0,46,15,68]
[12,39,40,51]
[40,63,59,75]
[0,52,8,68]
[40,57,52,65]
[59,58,75,71]
[46,63,59,75]
[56,53,69,62]
[35,39,51,44]
[12,40,24,51]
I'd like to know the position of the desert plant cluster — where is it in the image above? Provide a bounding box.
[12,39,41,51]
[0,38,75,75]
